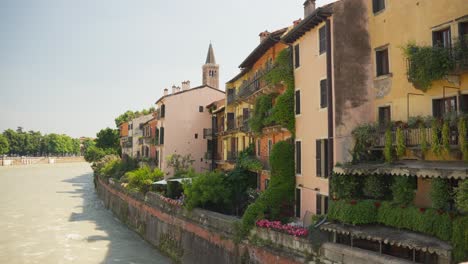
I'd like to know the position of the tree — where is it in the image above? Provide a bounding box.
[0,134,9,155]
[184,171,231,210]
[166,154,194,177]
[95,128,120,151]
[114,107,155,127]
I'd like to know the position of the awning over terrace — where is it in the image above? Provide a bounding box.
[320,222,452,258]
[334,160,468,179]
[153,178,192,185]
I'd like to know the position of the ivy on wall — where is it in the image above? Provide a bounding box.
[249,94,274,134]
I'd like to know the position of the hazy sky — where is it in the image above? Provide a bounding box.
[0,0,336,138]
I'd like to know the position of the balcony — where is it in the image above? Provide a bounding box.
[226,118,236,132]
[237,115,250,133]
[227,90,236,105]
[372,127,459,148]
[259,155,270,170]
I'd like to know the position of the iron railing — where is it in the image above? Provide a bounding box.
[373,127,459,148]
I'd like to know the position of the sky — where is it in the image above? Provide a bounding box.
[0,0,336,138]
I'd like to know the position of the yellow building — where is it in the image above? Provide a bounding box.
[220,28,290,172]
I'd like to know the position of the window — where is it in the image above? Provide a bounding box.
[372,0,385,13]
[294,44,300,68]
[316,139,329,178]
[160,104,166,118]
[378,106,391,128]
[159,127,164,145]
[460,22,468,44]
[195,133,198,139]
[264,179,270,189]
[320,79,328,108]
[433,28,451,48]
[295,188,301,218]
[460,94,468,114]
[296,141,302,174]
[319,26,327,54]
[268,139,273,156]
[432,97,457,118]
[199,106,204,112]
[376,48,389,76]
[316,194,329,215]
[257,139,261,156]
[295,90,301,115]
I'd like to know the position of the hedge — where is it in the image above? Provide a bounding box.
[328,200,378,225]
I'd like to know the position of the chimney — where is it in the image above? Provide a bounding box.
[172,85,178,94]
[163,88,168,96]
[176,86,181,92]
[293,18,302,26]
[182,80,191,90]
[304,0,316,18]
[259,30,270,43]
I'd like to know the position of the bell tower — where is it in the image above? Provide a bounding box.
[202,43,219,89]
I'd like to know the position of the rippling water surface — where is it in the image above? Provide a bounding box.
[0,162,170,264]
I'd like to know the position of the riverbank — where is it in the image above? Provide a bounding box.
[0,156,85,166]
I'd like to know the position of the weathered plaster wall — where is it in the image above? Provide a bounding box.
[332,0,374,164]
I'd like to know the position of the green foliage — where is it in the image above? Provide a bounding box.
[363,175,385,199]
[125,166,164,193]
[84,145,117,162]
[384,128,394,163]
[328,200,378,225]
[441,121,450,154]
[458,116,468,161]
[237,145,262,171]
[183,171,230,210]
[452,216,468,262]
[95,128,120,152]
[404,43,455,91]
[224,167,258,215]
[430,178,451,210]
[0,134,9,155]
[351,124,377,163]
[241,141,295,236]
[263,49,295,135]
[2,128,80,156]
[91,154,120,177]
[420,123,429,154]
[330,173,360,200]
[431,119,442,157]
[455,179,468,213]
[271,87,295,135]
[114,107,155,127]
[249,94,273,134]
[395,127,406,158]
[391,176,416,206]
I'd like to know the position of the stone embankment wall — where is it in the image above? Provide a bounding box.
[96,177,313,264]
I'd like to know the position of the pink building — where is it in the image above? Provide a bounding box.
[154,44,225,177]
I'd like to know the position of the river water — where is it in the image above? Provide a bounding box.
[0,162,170,264]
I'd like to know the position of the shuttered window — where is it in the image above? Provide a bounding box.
[376,48,389,76]
[296,141,302,174]
[372,0,385,13]
[378,106,391,128]
[294,44,300,68]
[316,139,321,176]
[319,26,327,54]
[295,90,301,115]
[295,188,301,218]
[160,127,164,145]
[161,104,166,118]
[316,139,329,178]
[316,194,322,215]
[320,79,328,108]
[460,94,468,114]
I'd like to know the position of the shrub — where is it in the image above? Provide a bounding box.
[183,171,230,210]
[351,124,378,163]
[249,94,273,134]
[92,154,120,177]
[125,166,164,193]
[431,119,442,157]
[328,200,378,225]
[420,123,429,154]
[391,176,416,206]
[85,145,117,163]
[430,178,451,210]
[455,179,468,213]
[270,86,295,135]
[330,173,360,200]
[384,128,394,163]
[363,175,385,199]
[452,216,468,262]
[396,127,406,158]
[441,121,450,154]
[459,116,468,161]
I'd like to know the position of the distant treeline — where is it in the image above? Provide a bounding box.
[0,127,87,156]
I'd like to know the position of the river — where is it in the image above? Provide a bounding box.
[0,162,170,264]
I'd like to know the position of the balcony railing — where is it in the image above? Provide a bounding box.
[373,127,459,148]
[237,115,250,133]
[236,65,276,102]
[227,118,236,131]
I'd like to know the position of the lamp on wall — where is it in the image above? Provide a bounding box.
[297,184,320,192]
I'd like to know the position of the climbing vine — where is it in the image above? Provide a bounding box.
[263,49,296,135]
[441,121,451,154]
[396,127,406,158]
[249,94,274,134]
[384,128,393,163]
[459,116,468,161]
[431,120,442,157]
[404,43,455,92]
